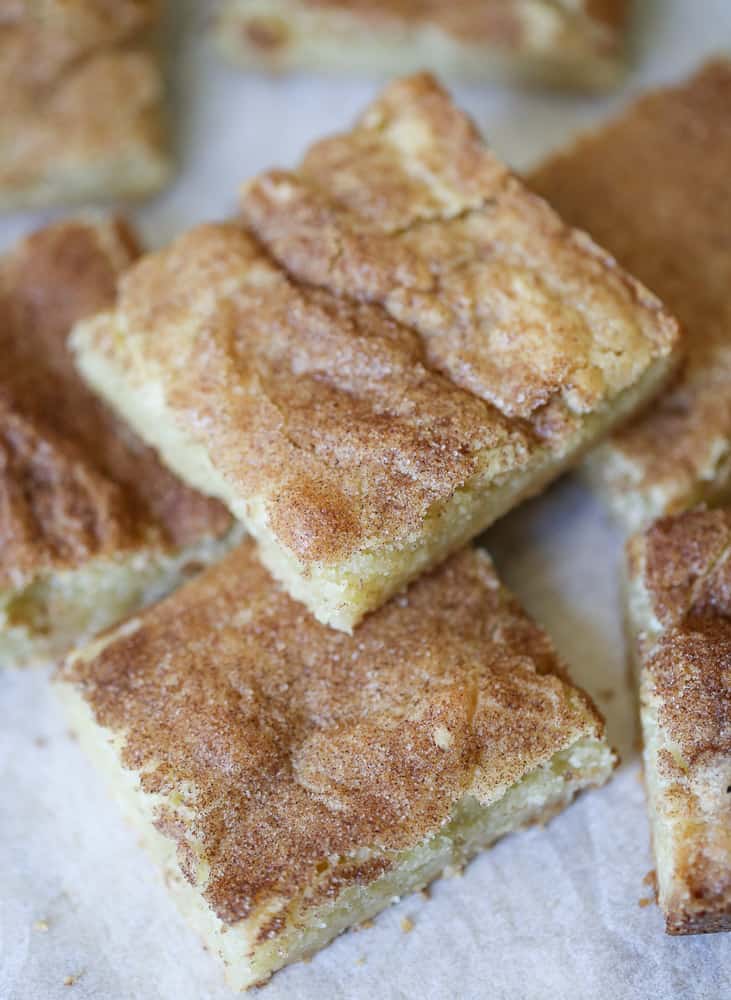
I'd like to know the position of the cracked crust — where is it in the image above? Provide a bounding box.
[531,59,731,532]
[215,0,628,90]
[0,217,230,589]
[72,74,680,630]
[0,0,171,210]
[59,541,616,985]
[626,508,731,934]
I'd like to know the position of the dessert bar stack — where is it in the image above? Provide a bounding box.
[71,74,679,631]
[2,7,729,988]
[54,73,691,985]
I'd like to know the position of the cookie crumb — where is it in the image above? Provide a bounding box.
[420,887,431,900]
[64,973,81,987]
[33,919,49,932]
[643,869,658,900]
[638,897,652,908]
[401,916,414,933]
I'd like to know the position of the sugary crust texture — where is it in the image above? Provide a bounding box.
[217,0,628,88]
[85,75,679,568]
[0,219,230,589]
[0,1,170,208]
[627,509,731,933]
[531,60,731,527]
[61,541,607,926]
[242,74,676,423]
[0,1,161,86]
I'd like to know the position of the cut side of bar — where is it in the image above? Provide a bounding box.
[59,542,616,989]
[0,0,171,210]
[531,59,731,532]
[72,74,681,631]
[625,509,731,934]
[0,218,234,668]
[214,0,628,90]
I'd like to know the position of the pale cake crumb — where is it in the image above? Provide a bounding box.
[400,917,415,934]
[32,919,49,933]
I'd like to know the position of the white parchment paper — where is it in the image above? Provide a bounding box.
[2,3,730,997]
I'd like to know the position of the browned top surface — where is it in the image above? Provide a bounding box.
[629,509,731,767]
[0,1,164,198]
[0,1,160,89]
[531,60,731,512]
[0,219,229,588]
[252,1,627,49]
[86,74,677,565]
[62,542,605,925]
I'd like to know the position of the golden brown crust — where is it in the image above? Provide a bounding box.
[0,219,230,589]
[0,1,170,208]
[632,509,731,631]
[531,60,731,524]
[628,509,731,933]
[80,74,678,573]
[242,73,677,425]
[633,510,731,767]
[61,542,607,925]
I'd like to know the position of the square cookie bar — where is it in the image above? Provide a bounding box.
[531,60,731,532]
[59,541,616,988]
[214,0,628,90]
[0,218,234,668]
[626,509,731,934]
[72,75,680,631]
[0,0,171,210]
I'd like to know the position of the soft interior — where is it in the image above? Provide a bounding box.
[1,529,239,669]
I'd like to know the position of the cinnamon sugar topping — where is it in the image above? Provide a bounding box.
[0,219,229,588]
[62,543,607,925]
